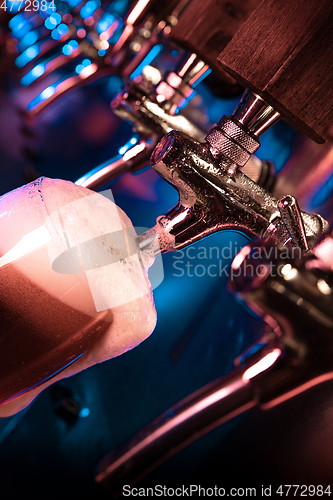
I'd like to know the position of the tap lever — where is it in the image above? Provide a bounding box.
[278,195,309,252]
[217,0,333,143]
[147,130,326,253]
[169,0,263,84]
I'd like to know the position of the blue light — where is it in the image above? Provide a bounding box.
[129,44,163,81]
[68,40,79,49]
[75,153,124,185]
[39,1,57,17]
[98,49,106,57]
[75,58,91,74]
[58,23,69,36]
[79,0,100,19]
[118,136,138,155]
[18,30,39,52]
[6,0,21,13]
[62,40,78,55]
[51,24,69,40]
[62,44,72,55]
[110,0,128,16]
[97,13,115,34]
[26,47,38,59]
[310,173,333,209]
[11,21,32,40]
[31,65,45,77]
[66,0,81,7]
[8,13,24,31]
[118,145,128,155]
[44,12,61,29]
[75,63,84,74]
[79,408,90,418]
[15,45,40,68]
[21,64,45,86]
[40,86,55,99]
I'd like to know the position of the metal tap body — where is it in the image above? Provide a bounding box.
[146,129,326,252]
[112,79,207,142]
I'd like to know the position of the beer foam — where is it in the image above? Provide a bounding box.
[0,178,157,415]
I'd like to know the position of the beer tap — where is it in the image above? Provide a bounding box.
[76,0,272,190]
[75,52,213,189]
[12,0,186,113]
[136,94,327,256]
[95,234,333,492]
[137,0,333,256]
[95,0,333,490]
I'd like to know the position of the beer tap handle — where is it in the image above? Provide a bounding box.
[75,136,157,190]
[169,0,262,84]
[217,0,333,143]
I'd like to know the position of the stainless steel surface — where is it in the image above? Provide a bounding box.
[278,195,309,251]
[75,138,157,189]
[112,78,207,141]
[79,69,270,187]
[142,130,326,253]
[155,53,211,113]
[233,89,281,137]
[205,89,281,172]
[230,238,333,408]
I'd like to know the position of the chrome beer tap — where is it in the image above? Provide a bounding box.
[75,0,273,189]
[137,89,328,255]
[77,56,274,189]
[75,52,212,189]
[11,0,186,113]
[95,234,333,491]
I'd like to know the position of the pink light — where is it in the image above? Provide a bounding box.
[156,81,174,100]
[242,348,281,382]
[123,142,146,161]
[77,28,86,38]
[99,20,119,41]
[112,25,133,53]
[178,53,197,77]
[165,209,189,229]
[84,16,94,26]
[127,0,150,25]
[79,63,98,79]
[231,245,251,270]
[166,72,182,88]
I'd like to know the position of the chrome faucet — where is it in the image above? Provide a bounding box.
[137,90,328,255]
[77,59,275,190]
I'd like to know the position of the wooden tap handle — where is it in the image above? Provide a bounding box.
[217,0,333,143]
[169,0,262,82]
